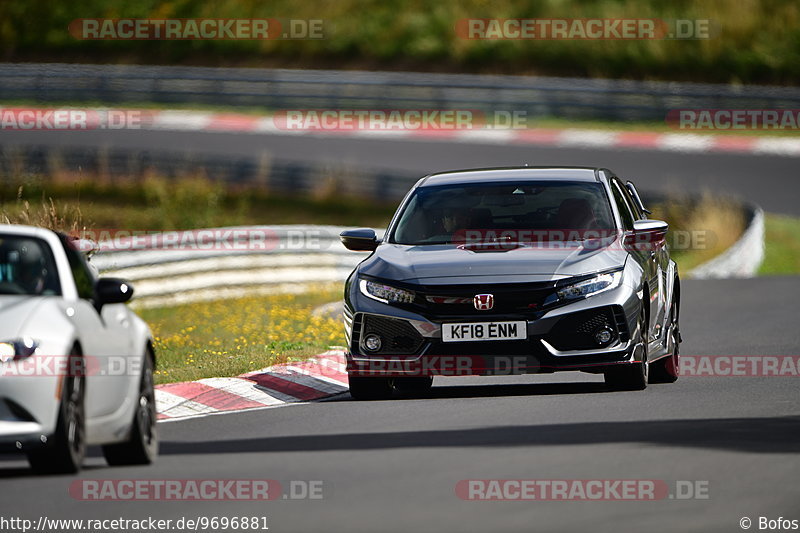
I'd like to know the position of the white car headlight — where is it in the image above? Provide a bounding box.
[0,337,39,363]
[359,279,415,304]
[556,270,623,302]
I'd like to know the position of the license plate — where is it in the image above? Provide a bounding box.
[442,321,527,342]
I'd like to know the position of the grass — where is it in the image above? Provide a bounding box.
[0,187,90,234]
[0,178,396,231]
[1,0,799,84]
[140,285,345,385]
[759,214,800,275]
[650,194,747,272]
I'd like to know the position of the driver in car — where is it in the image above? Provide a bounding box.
[442,207,471,234]
[16,240,50,294]
[0,239,51,295]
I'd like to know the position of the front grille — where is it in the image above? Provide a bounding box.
[545,306,620,351]
[360,314,425,355]
[413,281,559,318]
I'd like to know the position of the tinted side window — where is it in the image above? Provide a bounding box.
[619,182,643,220]
[0,235,62,296]
[610,180,635,230]
[60,237,96,300]
[624,181,647,219]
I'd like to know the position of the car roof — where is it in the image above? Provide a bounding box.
[419,167,603,187]
[0,223,57,239]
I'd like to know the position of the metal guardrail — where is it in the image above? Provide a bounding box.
[90,225,378,308]
[3,63,800,121]
[689,205,764,279]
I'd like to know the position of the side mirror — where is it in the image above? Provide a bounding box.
[95,277,134,307]
[340,228,379,251]
[625,219,668,250]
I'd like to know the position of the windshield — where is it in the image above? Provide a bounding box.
[390,180,615,245]
[0,235,62,296]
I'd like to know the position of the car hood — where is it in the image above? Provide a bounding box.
[359,238,628,284]
[0,296,47,338]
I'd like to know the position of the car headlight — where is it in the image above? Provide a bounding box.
[359,279,415,304]
[556,270,623,302]
[0,338,39,363]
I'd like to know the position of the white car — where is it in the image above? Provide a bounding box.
[0,224,156,473]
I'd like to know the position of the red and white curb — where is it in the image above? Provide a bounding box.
[155,349,348,422]
[143,109,800,157]
[4,106,798,156]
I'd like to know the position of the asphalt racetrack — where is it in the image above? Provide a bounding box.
[0,131,798,533]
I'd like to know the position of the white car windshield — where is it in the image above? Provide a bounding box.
[391,181,615,245]
[0,235,61,296]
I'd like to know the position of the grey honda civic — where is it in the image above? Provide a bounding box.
[340,167,681,400]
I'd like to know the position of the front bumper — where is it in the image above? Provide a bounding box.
[0,362,63,450]
[345,279,643,377]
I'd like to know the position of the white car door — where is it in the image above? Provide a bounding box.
[61,243,137,421]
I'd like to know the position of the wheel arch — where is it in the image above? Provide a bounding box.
[70,340,83,355]
[145,338,156,365]
[640,280,651,330]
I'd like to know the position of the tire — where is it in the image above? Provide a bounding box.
[348,375,394,400]
[102,351,158,466]
[393,376,434,393]
[27,351,86,474]
[605,304,648,391]
[649,300,680,384]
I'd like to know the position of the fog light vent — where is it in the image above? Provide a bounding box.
[594,327,613,346]
[364,334,382,352]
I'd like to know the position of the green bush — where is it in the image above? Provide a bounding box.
[1,0,798,84]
